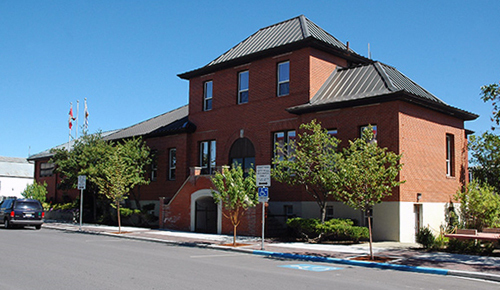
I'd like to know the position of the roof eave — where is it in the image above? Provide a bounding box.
[287,92,478,121]
[178,38,370,80]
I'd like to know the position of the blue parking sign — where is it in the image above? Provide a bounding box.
[258,187,269,202]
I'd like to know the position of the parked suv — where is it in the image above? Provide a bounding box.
[0,198,44,229]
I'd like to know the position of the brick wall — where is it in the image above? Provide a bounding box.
[398,101,467,203]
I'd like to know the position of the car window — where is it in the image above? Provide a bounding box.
[14,201,42,211]
[1,199,12,209]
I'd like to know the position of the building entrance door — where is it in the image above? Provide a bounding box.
[195,196,217,233]
[414,204,422,239]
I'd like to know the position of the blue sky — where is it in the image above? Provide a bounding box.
[1,1,499,158]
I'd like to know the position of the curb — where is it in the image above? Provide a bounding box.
[43,225,500,283]
[252,250,449,275]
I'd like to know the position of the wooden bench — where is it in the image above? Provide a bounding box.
[483,228,500,234]
[456,229,477,235]
[445,228,500,241]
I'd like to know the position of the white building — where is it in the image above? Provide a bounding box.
[0,157,34,200]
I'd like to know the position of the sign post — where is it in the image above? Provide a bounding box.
[256,165,271,250]
[77,175,86,231]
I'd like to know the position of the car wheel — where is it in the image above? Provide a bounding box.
[5,219,10,229]
[35,225,41,230]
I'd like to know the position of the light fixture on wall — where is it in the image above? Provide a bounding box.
[417,193,422,202]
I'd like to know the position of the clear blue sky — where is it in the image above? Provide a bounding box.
[1,0,499,158]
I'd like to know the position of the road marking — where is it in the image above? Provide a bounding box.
[279,264,343,272]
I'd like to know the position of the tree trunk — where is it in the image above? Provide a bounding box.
[117,201,122,234]
[320,203,327,223]
[233,224,237,246]
[368,213,373,260]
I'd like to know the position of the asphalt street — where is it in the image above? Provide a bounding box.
[1,228,499,290]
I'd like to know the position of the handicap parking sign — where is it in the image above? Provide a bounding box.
[258,187,269,202]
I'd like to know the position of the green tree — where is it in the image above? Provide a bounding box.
[455,180,500,231]
[211,165,258,246]
[21,182,48,203]
[51,133,151,227]
[480,81,500,129]
[336,127,404,259]
[469,132,500,193]
[51,132,114,221]
[52,132,112,190]
[90,138,151,233]
[272,120,342,223]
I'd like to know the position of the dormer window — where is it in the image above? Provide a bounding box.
[277,61,290,96]
[203,81,213,111]
[238,71,249,104]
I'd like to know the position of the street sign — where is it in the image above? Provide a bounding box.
[258,187,269,202]
[256,165,271,187]
[78,175,86,190]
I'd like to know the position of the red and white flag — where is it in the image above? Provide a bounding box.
[69,103,74,129]
[84,98,89,130]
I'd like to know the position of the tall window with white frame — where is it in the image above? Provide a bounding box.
[238,71,249,104]
[200,140,216,174]
[203,80,213,111]
[360,125,377,143]
[277,61,290,97]
[168,148,176,180]
[446,134,455,177]
[150,150,158,182]
[274,130,296,164]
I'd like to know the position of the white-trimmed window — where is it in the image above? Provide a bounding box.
[446,134,455,177]
[326,205,334,220]
[200,140,216,174]
[284,205,294,218]
[169,148,176,180]
[238,71,249,104]
[203,80,213,111]
[150,150,158,181]
[274,130,296,163]
[277,61,290,96]
[360,125,377,143]
[40,162,55,177]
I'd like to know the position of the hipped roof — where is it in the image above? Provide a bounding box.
[178,15,369,79]
[287,62,478,120]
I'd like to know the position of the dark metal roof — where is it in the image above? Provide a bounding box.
[104,105,191,140]
[178,15,369,79]
[288,62,478,120]
[29,106,192,161]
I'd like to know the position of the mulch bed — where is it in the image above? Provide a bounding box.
[220,243,252,247]
[351,255,396,263]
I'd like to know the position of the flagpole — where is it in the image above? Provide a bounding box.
[76,100,79,140]
[68,102,72,151]
[84,98,88,134]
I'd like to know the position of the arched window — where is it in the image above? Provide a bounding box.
[229,138,255,173]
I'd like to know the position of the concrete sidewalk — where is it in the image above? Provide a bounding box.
[42,222,500,283]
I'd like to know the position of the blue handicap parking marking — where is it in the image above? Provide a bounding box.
[279,264,342,272]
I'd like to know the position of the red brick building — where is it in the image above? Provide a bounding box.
[30,16,477,242]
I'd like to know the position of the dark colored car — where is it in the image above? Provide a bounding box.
[0,198,44,229]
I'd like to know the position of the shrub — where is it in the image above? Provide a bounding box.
[416,227,435,249]
[286,218,321,239]
[455,180,500,231]
[286,217,368,243]
[431,234,448,250]
[21,182,48,203]
[447,239,495,255]
[119,207,141,217]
